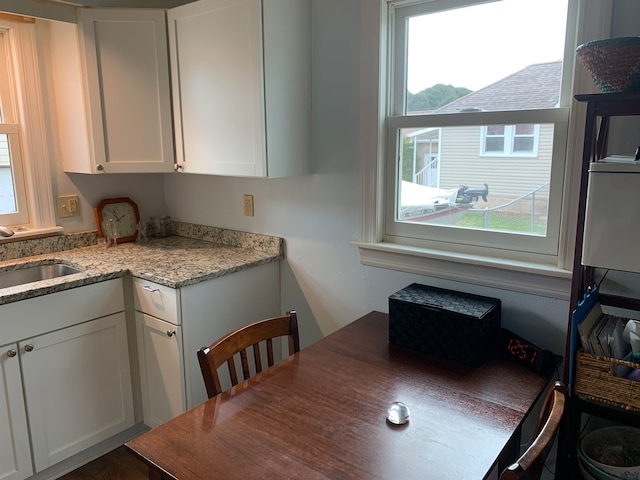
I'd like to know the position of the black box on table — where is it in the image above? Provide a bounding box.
[388,283,501,366]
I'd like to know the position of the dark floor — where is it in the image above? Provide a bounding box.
[58,446,147,480]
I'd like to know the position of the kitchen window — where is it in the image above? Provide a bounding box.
[0,27,29,226]
[355,0,611,297]
[386,0,573,258]
[0,16,57,237]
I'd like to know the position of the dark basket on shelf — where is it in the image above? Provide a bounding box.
[576,37,640,93]
[575,349,640,412]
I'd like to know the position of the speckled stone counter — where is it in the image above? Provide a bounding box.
[0,222,283,305]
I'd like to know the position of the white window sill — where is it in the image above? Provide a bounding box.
[0,226,64,242]
[353,241,572,299]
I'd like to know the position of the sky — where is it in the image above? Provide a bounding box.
[407,0,570,93]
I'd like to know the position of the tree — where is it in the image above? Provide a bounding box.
[407,84,471,112]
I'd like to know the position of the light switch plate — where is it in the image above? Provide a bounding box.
[243,194,254,216]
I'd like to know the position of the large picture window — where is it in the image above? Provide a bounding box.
[385,0,574,260]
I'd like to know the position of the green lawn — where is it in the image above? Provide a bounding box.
[457,212,547,235]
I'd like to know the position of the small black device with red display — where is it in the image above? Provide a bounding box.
[500,328,557,376]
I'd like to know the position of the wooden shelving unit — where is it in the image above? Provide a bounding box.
[557,92,640,479]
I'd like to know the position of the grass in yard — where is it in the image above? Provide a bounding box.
[458,212,547,235]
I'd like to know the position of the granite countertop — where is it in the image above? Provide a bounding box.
[0,223,283,305]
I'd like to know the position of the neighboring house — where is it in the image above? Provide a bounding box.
[406,61,561,209]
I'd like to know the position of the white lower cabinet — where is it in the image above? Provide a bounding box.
[0,279,134,478]
[21,313,134,472]
[135,312,185,428]
[134,261,281,426]
[0,345,32,480]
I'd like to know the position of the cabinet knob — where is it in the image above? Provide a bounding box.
[7,349,16,358]
[174,163,183,172]
[96,164,104,172]
[24,344,34,352]
[166,330,176,337]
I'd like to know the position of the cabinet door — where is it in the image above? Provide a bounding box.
[52,9,174,174]
[0,345,32,480]
[21,313,134,472]
[136,312,186,428]
[168,0,265,176]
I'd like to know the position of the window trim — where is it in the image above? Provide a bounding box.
[355,0,613,299]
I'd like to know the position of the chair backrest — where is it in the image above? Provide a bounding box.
[499,381,567,480]
[197,310,300,398]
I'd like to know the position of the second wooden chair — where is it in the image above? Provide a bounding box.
[499,381,567,480]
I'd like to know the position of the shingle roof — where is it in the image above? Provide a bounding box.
[434,61,562,114]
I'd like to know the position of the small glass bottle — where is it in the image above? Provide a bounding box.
[150,215,171,237]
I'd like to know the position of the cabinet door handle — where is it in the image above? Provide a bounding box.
[166,330,176,337]
[143,285,160,293]
[24,344,34,352]
[7,349,16,358]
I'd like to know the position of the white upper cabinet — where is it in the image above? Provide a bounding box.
[50,9,175,174]
[168,0,311,177]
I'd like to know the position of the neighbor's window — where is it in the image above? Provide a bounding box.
[481,124,540,156]
[0,26,28,226]
[386,0,573,259]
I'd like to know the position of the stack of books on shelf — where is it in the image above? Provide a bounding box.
[578,303,631,361]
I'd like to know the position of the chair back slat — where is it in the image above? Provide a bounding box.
[198,311,300,398]
[239,350,251,381]
[266,338,275,367]
[253,343,263,373]
[227,356,239,386]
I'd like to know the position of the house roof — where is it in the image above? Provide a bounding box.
[434,61,562,114]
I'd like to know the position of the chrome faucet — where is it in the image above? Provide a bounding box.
[0,226,15,237]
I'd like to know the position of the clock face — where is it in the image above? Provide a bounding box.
[95,197,140,243]
[102,203,137,237]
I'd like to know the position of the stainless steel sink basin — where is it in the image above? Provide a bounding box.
[0,263,83,289]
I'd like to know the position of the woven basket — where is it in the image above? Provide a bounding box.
[576,37,640,93]
[575,349,640,411]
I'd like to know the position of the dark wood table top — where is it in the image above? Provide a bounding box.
[126,311,553,480]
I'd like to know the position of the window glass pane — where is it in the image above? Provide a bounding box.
[513,136,534,152]
[0,133,16,213]
[485,137,504,152]
[487,125,504,135]
[516,124,534,135]
[398,124,553,236]
[405,0,568,115]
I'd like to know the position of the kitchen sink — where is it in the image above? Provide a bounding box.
[0,263,83,289]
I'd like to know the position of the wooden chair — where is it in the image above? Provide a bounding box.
[197,310,300,398]
[499,381,567,480]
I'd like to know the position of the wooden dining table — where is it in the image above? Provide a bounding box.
[125,311,556,480]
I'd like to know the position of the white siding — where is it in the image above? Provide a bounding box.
[438,124,553,200]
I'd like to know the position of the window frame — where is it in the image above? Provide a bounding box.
[0,28,29,226]
[354,0,613,299]
[0,17,57,238]
[386,0,574,261]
